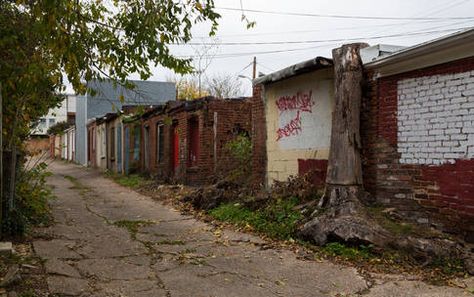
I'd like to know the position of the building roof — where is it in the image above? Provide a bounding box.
[365,28,474,74]
[360,44,407,64]
[140,104,167,119]
[254,56,333,85]
[86,79,176,107]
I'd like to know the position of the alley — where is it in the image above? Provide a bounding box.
[32,161,470,297]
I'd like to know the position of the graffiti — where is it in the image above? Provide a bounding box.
[276,90,314,141]
[277,111,302,141]
[276,91,313,113]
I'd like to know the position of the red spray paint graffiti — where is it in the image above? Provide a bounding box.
[277,111,301,141]
[276,90,314,141]
[276,91,314,113]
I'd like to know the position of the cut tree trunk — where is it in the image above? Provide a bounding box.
[299,43,391,246]
[322,42,367,210]
[325,44,364,188]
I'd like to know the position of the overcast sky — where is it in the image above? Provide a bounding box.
[71,0,474,95]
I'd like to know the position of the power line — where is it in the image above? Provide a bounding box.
[175,26,472,60]
[193,19,465,39]
[180,26,473,46]
[366,0,473,40]
[421,0,472,18]
[179,44,339,60]
[235,61,254,75]
[257,62,275,72]
[216,6,474,21]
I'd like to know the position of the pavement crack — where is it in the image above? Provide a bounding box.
[158,217,195,223]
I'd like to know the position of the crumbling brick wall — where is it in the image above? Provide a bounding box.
[362,56,474,240]
[141,98,251,185]
[250,84,267,187]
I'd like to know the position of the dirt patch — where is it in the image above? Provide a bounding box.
[0,240,50,296]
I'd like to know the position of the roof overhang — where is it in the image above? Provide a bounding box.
[86,118,96,126]
[254,56,333,85]
[365,28,474,78]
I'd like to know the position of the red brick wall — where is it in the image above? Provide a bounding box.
[141,99,252,185]
[210,99,252,180]
[298,159,328,187]
[251,84,267,187]
[363,56,474,239]
[141,113,172,179]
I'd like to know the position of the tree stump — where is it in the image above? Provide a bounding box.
[299,43,391,245]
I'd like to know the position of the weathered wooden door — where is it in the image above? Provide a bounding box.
[144,126,150,170]
[124,126,130,175]
[117,124,122,173]
[171,125,179,173]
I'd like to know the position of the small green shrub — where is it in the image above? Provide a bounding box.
[225,134,252,163]
[111,174,146,189]
[47,121,72,135]
[209,197,302,240]
[223,134,252,182]
[4,162,54,235]
[429,256,465,275]
[19,290,36,297]
[322,242,374,260]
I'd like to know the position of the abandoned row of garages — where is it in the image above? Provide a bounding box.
[85,97,251,184]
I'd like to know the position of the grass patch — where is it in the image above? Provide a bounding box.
[108,173,147,189]
[63,175,77,183]
[64,175,90,195]
[322,242,374,261]
[156,240,185,245]
[18,291,36,297]
[367,206,414,236]
[209,197,302,240]
[113,220,154,239]
[428,256,465,275]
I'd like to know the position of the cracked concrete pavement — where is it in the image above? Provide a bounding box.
[32,161,473,297]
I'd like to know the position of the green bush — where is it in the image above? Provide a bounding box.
[110,174,146,189]
[223,134,252,182]
[209,197,302,240]
[47,121,72,135]
[3,162,54,235]
[322,242,374,260]
[225,134,252,163]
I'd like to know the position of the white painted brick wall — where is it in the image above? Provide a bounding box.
[398,70,474,165]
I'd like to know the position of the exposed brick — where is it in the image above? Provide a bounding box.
[297,159,328,187]
[139,98,252,185]
[362,56,474,240]
[250,84,267,187]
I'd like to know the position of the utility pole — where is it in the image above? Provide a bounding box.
[198,59,202,98]
[252,56,257,79]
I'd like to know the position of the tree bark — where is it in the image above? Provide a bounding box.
[318,43,368,210]
[299,43,392,246]
[326,44,366,186]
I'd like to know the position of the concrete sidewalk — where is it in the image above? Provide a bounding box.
[32,161,471,296]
